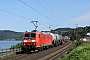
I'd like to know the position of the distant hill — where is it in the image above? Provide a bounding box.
[0,30,23,40]
[0,28,72,40]
[51,28,72,35]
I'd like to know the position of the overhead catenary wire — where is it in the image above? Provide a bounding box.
[36,0,52,15]
[43,0,69,28]
[0,8,30,20]
[0,0,35,20]
[0,0,66,30]
[43,0,65,18]
[0,0,21,12]
[36,0,59,25]
[18,0,58,25]
[0,0,40,22]
[0,0,59,29]
[0,8,41,30]
[36,0,62,30]
[0,0,48,28]
[0,0,43,23]
[42,0,65,29]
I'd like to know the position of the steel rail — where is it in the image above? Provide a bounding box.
[38,41,73,60]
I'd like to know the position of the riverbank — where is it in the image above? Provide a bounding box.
[0,41,21,50]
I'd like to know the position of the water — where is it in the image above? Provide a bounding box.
[0,40,22,50]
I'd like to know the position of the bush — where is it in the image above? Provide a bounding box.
[11,43,22,49]
[75,40,84,47]
[69,40,84,52]
[60,41,90,60]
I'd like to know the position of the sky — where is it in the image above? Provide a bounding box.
[0,0,90,32]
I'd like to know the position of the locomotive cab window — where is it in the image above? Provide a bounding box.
[24,34,29,38]
[30,33,36,38]
[24,33,36,38]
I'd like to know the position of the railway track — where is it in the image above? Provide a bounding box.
[38,41,73,60]
[1,41,73,60]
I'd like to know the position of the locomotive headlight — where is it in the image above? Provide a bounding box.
[23,40,28,42]
[31,40,36,42]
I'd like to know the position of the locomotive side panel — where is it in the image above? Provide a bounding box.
[39,34,52,46]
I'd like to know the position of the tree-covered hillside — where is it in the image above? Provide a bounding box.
[0,30,23,40]
[51,26,90,40]
[51,28,71,36]
[0,26,89,40]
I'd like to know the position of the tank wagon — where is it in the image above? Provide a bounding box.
[21,30,64,52]
[49,33,63,46]
[62,36,70,42]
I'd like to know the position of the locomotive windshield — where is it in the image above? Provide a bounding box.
[24,33,36,38]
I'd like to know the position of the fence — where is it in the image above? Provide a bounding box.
[0,48,21,57]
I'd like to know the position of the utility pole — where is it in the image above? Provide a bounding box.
[31,21,38,30]
[47,24,51,31]
[75,24,78,40]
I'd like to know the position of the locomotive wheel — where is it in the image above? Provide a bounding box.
[22,50,25,53]
[60,41,63,45]
[41,47,43,51]
[49,45,51,48]
[38,47,41,51]
[51,43,54,47]
[26,51,31,54]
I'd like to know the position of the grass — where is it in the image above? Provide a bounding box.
[9,53,16,56]
[60,40,90,60]
[1,53,16,58]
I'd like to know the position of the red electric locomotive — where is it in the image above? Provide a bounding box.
[21,30,52,52]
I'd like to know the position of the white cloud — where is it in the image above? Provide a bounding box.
[70,11,90,22]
